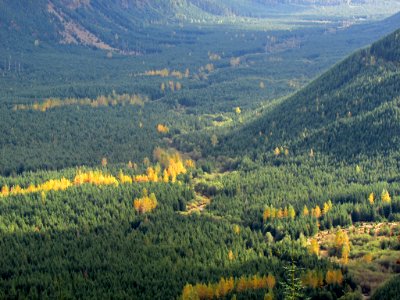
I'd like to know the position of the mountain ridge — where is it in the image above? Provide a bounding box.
[219,28,400,159]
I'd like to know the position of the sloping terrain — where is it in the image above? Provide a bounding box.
[220,28,400,159]
[1,0,400,54]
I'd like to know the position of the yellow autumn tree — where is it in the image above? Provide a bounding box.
[308,238,319,256]
[323,200,333,215]
[133,192,158,214]
[313,205,322,218]
[147,167,159,182]
[368,192,375,205]
[1,185,10,197]
[335,229,350,264]
[381,189,391,204]
[236,277,247,293]
[182,284,199,300]
[119,171,133,184]
[303,205,309,216]
[185,159,195,168]
[163,169,169,183]
[157,124,169,134]
[263,207,271,222]
[288,205,296,219]
[266,274,276,290]
[274,147,280,156]
[326,269,343,285]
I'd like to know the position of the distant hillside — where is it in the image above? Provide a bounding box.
[221,28,400,159]
[1,0,399,54]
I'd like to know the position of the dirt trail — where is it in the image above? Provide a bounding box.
[186,193,211,214]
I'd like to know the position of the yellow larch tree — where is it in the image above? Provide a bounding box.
[313,205,322,218]
[163,169,169,183]
[381,189,391,204]
[303,205,309,216]
[325,269,343,285]
[288,205,296,219]
[1,185,10,197]
[335,229,350,264]
[157,124,169,134]
[266,274,276,290]
[323,200,332,215]
[308,238,320,256]
[119,171,133,184]
[368,192,375,205]
[263,207,271,222]
[228,250,235,261]
[133,192,158,214]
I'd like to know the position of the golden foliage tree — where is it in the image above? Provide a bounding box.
[133,191,158,214]
[266,274,276,290]
[335,229,350,264]
[381,189,391,204]
[325,269,343,285]
[313,205,322,218]
[368,192,375,205]
[308,238,319,256]
[323,200,333,215]
[157,124,169,134]
[303,205,309,216]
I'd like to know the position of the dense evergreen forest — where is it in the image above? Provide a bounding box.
[1,1,400,299]
[210,28,400,160]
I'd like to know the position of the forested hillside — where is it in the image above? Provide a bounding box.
[218,28,400,160]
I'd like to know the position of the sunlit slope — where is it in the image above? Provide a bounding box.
[222,29,400,159]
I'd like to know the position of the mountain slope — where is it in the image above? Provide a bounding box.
[220,28,400,159]
[1,0,399,54]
